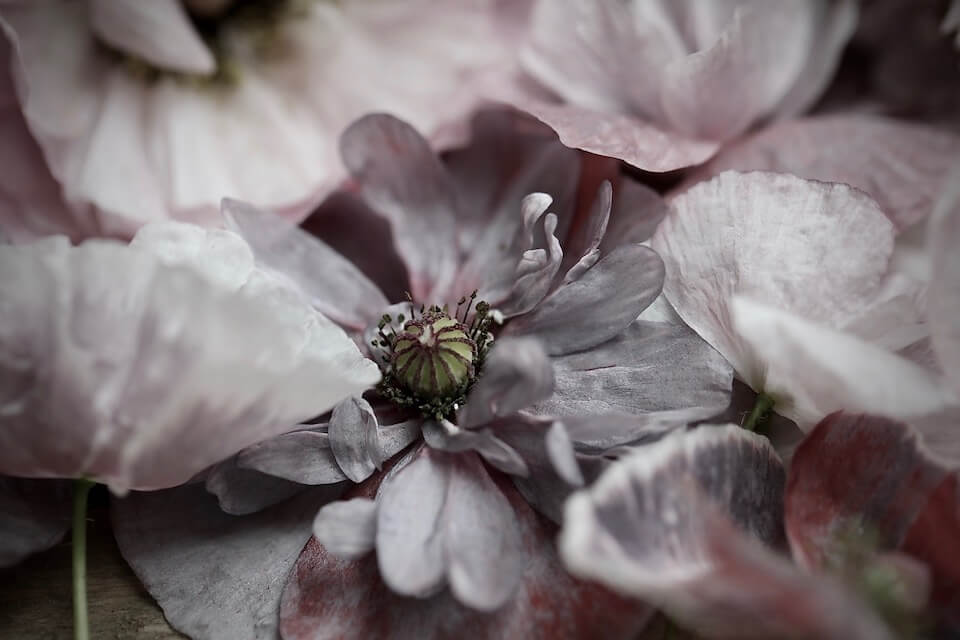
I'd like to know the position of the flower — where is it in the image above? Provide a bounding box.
[0,221,380,492]
[506,0,857,172]
[559,414,957,638]
[111,110,734,639]
[0,0,526,238]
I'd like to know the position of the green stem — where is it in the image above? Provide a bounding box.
[72,479,95,640]
[743,392,775,433]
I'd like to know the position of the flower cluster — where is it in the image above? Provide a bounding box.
[0,2,958,640]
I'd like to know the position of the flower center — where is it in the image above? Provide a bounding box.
[374,293,495,420]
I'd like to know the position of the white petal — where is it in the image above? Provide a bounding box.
[313,498,377,559]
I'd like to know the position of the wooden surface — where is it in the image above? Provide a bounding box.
[0,495,183,639]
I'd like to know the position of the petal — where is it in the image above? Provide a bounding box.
[113,483,335,640]
[237,429,348,485]
[730,297,959,436]
[0,227,380,490]
[313,498,377,559]
[515,100,719,173]
[785,412,948,570]
[560,181,611,284]
[458,337,555,429]
[222,199,388,331]
[651,171,895,388]
[340,114,459,302]
[599,178,668,251]
[535,320,733,420]
[658,3,817,140]
[505,244,664,356]
[329,397,381,483]
[375,446,449,598]
[88,0,215,75]
[545,421,584,487]
[929,165,960,393]
[280,466,653,639]
[0,476,71,568]
[560,424,893,639]
[204,457,319,516]
[442,454,524,611]
[497,212,564,317]
[691,114,960,231]
[422,420,528,477]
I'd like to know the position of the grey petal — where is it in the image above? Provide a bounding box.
[600,178,668,251]
[443,454,524,611]
[376,419,423,463]
[329,397,380,483]
[205,457,313,516]
[458,337,554,429]
[560,180,611,284]
[556,413,681,454]
[112,483,337,640]
[340,114,459,302]
[313,498,377,559]
[545,422,583,486]
[0,476,71,568]
[535,320,733,420]
[222,199,387,331]
[237,430,347,485]
[422,420,528,477]
[498,211,564,317]
[375,446,449,598]
[506,245,664,356]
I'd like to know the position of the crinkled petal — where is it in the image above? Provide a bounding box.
[313,498,377,559]
[237,430,348,486]
[223,199,388,330]
[929,165,960,393]
[560,424,893,639]
[785,412,948,570]
[691,115,960,231]
[731,297,959,436]
[506,245,664,356]
[0,476,71,568]
[0,225,380,491]
[422,420,528,477]
[515,100,719,173]
[329,396,381,483]
[498,212,564,317]
[458,337,554,429]
[560,180,611,284]
[88,0,215,75]
[340,114,459,302]
[280,465,653,639]
[535,320,733,420]
[651,171,895,388]
[113,483,337,640]
[442,454,524,611]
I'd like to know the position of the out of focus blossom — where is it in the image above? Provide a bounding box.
[510,0,857,171]
[0,0,527,239]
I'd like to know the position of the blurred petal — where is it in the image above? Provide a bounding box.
[340,114,459,301]
[281,465,653,639]
[204,458,313,516]
[506,245,664,356]
[0,476,70,568]
[458,337,554,429]
[560,425,893,639]
[731,297,960,439]
[535,320,732,420]
[313,498,377,559]
[88,0,214,75]
[223,199,388,331]
[929,166,960,393]
[237,430,348,486]
[785,412,948,569]
[0,225,380,490]
[113,484,336,640]
[422,420,528,477]
[329,397,381,483]
[691,115,960,231]
[652,171,895,388]
[545,421,583,487]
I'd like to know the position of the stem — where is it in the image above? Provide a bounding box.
[743,392,775,433]
[72,478,95,640]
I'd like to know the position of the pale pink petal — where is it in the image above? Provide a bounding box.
[281,466,653,640]
[689,115,960,231]
[313,497,377,559]
[0,225,380,491]
[785,412,948,570]
[928,165,960,393]
[651,171,895,388]
[730,297,958,434]
[88,0,215,75]
[516,100,720,172]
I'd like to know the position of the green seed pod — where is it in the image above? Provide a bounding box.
[392,311,476,398]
